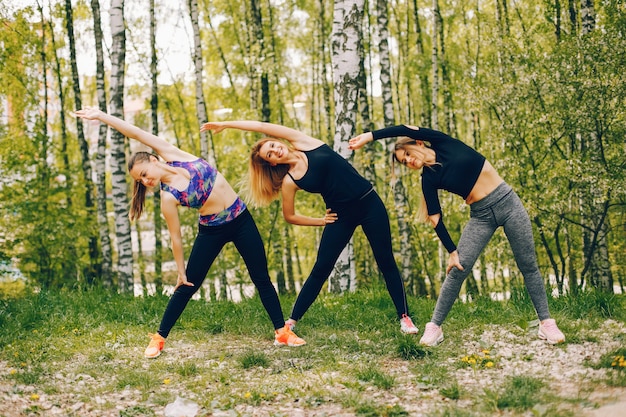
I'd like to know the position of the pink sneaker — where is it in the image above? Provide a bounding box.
[538,319,565,344]
[419,322,444,347]
[400,314,419,334]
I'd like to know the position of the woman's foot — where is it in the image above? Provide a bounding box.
[419,322,444,346]
[144,333,166,358]
[538,319,565,344]
[274,324,306,347]
[400,314,419,334]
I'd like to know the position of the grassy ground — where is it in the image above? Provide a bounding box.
[0,283,625,417]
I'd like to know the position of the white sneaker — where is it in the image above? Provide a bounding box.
[538,319,565,344]
[400,314,419,334]
[419,322,444,347]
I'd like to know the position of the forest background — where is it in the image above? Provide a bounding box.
[0,0,624,303]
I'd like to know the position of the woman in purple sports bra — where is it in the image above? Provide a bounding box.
[73,108,305,358]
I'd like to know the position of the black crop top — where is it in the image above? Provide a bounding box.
[372,125,486,253]
[372,125,485,215]
[287,144,372,206]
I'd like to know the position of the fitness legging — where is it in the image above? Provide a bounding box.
[431,182,551,326]
[290,190,410,321]
[157,209,284,338]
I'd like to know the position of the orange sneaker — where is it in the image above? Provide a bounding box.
[274,324,306,347]
[144,333,166,358]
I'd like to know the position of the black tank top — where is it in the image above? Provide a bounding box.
[287,144,372,206]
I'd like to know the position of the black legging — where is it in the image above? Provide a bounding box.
[157,209,284,338]
[290,190,410,321]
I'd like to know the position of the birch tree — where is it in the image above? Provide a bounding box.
[329,0,364,292]
[64,0,99,283]
[188,0,215,165]
[149,0,163,295]
[109,0,134,292]
[90,0,113,287]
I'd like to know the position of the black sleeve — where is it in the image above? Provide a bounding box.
[371,125,451,143]
[434,216,457,253]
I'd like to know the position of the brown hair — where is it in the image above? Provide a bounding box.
[393,137,429,224]
[246,138,291,207]
[127,151,154,221]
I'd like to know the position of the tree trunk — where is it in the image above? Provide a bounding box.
[109,0,134,292]
[65,0,99,283]
[329,0,364,293]
[90,0,114,287]
[149,0,163,295]
[376,0,422,295]
[188,0,215,166]
[579,0,613,293]
[250,0,271,122]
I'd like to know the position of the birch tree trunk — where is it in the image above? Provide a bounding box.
[64,0,100,283]
[431,0,445,285]
[109,0,134,292]
[329,0,364,293]
[250,0,271,122]
[376,0,422,295]
[188,0,215,166]
[149,0,163,295]
[90,0,113,287]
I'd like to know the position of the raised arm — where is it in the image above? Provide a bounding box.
[73,107,194,161]
[201,120,324,150]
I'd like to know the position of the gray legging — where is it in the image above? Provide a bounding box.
[431,182,551,326]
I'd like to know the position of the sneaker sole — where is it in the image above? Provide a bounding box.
[144,351,161,359]
[420,334,444,347]
[274,341,306,347]
[538,332,565,344]
[401,328,419,335]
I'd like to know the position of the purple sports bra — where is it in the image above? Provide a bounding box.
[160,158,217,208]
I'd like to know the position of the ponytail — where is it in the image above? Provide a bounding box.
[127,152,154,220]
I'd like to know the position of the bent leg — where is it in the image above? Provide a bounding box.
[157,228,224,338]
[431,212,496,326]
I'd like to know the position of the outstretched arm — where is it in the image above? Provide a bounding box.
[73,107,194,161]
[201,120,324,150]
[348,131,374,150]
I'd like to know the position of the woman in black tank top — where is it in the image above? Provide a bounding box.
[201,120,420,340]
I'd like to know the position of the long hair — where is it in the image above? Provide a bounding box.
[127,151,154,221]
[393,137,429,224]
[246,138,291,207]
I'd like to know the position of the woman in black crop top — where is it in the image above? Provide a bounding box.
[74,108,305,358]
[349,125,565,347]
[201,120,420,338]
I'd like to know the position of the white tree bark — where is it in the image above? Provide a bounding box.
[109,0,135,292]
[329,0,364,293]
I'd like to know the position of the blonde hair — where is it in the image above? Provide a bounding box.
[127,151,154,221]
[393,137,429,224]
[247,138,291,207]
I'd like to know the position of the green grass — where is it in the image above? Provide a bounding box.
[0,284,625,416]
